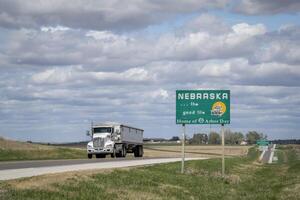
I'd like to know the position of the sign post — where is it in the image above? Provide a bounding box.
[181,124,185,174]
[221,124,225,177]
[176,90,230,175]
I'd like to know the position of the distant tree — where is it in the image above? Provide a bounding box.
[246,131,267,144]
[233,132,244,144]
[169,136,180,141]
[225,130,244,145]
[208,132,221,144]
[190,133,208,144]
[185,135,190,143]
[224,130,233,144]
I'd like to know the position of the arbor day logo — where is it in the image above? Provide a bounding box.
[211,101,226,116]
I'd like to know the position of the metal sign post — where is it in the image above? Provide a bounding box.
[181,124,186,174]
[221,124,225,177]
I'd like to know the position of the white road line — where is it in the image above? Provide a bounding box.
[259,150,266,161]
[268,144,276,164]
[0,157,207,181]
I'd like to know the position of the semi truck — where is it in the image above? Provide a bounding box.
[86,123,144,159]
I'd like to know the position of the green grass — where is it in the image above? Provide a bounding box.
[0,148,87,161]
[0,145,299,200]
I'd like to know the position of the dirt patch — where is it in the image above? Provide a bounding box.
[160,183,183,190]
[124,190,161,200]
[185,167,241,184]
[209,171,241,184]
[185,167,209,176]
[235,163,261,171]
[224,174,241,184]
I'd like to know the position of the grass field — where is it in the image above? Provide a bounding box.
[0,137,249,161]
[1,145,299,200]
[0,137,87,161]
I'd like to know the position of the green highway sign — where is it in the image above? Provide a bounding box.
[176,90,230,124]
[256,140,269,146]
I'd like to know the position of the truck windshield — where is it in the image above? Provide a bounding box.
[93,127,112,133]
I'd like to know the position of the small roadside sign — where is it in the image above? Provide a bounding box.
[256,140,269,146]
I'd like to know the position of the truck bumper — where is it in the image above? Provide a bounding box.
[87,148,113,154]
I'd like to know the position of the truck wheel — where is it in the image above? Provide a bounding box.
[122,146,127,157]
[134,146,143,157]
[116,150,122,158]
[116,145,125,158]
[134,146,141,157]
[139,146,143,157]
[111,147,116,158]
[115,153,121,157]
[96,154,106,158]
[134,146,138,157]
[88,154,93,159]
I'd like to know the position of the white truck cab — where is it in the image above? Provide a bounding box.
[87,123,143,159]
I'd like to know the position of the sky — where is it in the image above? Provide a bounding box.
[0,0,300,143]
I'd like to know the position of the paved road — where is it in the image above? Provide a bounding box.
[0,157,141,170]
[0,157,207,181]
[261,144,275,164]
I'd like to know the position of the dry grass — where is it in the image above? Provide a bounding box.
[6,165,151,192]
[144,145,249,158]
[0,137,53,151]
[280,184,300,200]
[106,188,161,200]
[6,167,128,191]
[4,167,161,200]
[0,137,87,161]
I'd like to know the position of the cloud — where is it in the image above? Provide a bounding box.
[3,22,268,70]
[250,25,300,65]
[0,0,229,31]
[182,14,230,35]
[232,23,266,35]
[197,59,300,87]
[157,23,266,61]
[4,28,152,70]
[233,0,300,15]
[31,66,156,85]
[1,9,300,142]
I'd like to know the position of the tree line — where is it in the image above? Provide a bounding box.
[188,130,267,145]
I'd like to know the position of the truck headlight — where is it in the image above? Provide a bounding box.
[106,144,113,148]
[87,144,93,148]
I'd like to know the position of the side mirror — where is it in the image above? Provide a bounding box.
[86,130,91,137]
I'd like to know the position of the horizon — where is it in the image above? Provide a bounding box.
[1,127,299,143]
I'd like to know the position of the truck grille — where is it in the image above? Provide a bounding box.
[93,138,104,148]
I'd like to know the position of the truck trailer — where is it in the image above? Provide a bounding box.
[87,123,143,159]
